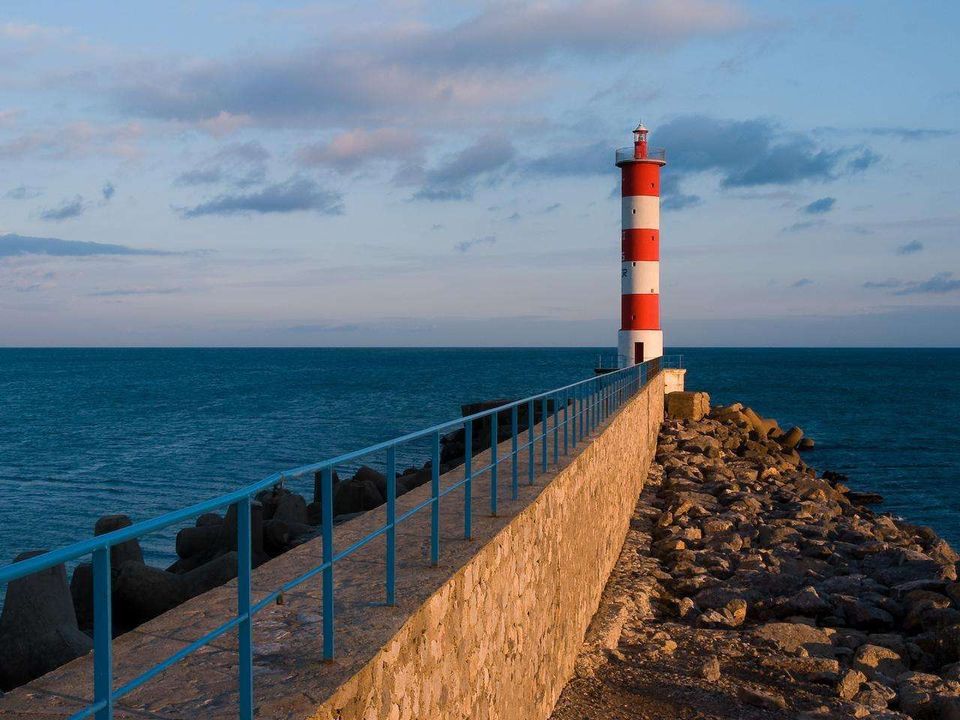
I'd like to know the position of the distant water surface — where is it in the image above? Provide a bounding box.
[0,347,956,565]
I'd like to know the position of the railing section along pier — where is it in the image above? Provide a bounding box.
[0,355,681,720]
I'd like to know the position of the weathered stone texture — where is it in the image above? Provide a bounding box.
[310,375,664,720]
[666,391,710,421]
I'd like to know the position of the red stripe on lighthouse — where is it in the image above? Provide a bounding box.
[621,294,660,330]
[622,229,659,261]
[621,163,660,197]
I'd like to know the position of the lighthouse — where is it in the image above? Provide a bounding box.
[617,122,665,368]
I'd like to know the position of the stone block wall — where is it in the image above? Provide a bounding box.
[310,373,665,720]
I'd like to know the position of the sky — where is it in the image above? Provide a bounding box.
[1,0,958,347]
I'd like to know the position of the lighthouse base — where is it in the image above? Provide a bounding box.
[618,329,663,368]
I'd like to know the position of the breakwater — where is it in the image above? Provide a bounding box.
[553,398,960,719]
[0,364,665,718]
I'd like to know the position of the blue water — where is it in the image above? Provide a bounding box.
[0,348,957,566]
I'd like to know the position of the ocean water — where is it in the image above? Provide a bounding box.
[0,347,957,567]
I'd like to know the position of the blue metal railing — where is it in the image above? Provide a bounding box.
[0,356,677,719]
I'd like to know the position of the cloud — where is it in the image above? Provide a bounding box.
[296,128,423,173]
[893,272,960,296]
[525,141,609,177]
[175,141,270,188]
[38,196,87,221]
[88,287,183,297]
[0,122,143,161]
[108,1,750,129]
[802,197,836,214]
[783,219,826,233]
[101,181,115,201]
[4,184,42,200]
[287,323,362,334]
[896,240,923,255]
[455,235,497,253]
[863,278,902,289]
[0,109,20,127]
[790,278,813,288]
[655,115,879,188]
[818,126,957,142]
[409,135,515,201]
[0,233,173,257]
[177,176,343,218]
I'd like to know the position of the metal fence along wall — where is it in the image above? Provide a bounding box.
[0,356,680,720]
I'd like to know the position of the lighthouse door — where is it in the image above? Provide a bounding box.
[633,342,644,365]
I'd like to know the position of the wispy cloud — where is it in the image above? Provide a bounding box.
[177,176,343,218]
[656,115,879,189]
[863,278,902,289]
[0,233,174,257]
[896,240,923,255]
[455,235,497,253]
[408,135,515,201]
[296,128,423,173]
[790,278,813,288]
[88,287,183,297]
[893,272,960,295]
[38,196,87,221]
[175,141,270,188]
[4,184,42,200]
[101,181,115,201]
[802,197,836,215]
[783,219,826,233]
[817,126,958,142]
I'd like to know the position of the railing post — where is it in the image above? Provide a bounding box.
[563,391,569,455]
[321,467,334,660]
[527,399,535,485]
[431,430,440,566]
[464,420,472,540]
[540,396,548,473]
[490,411,498,516]
[511,405,519,500]
[578,384,583,441]
[237,496,253,720]
[93,546,113,720]
[552,393,559,466]
[386,446,396,606]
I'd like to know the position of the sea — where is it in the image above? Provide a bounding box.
[0,347,957,568]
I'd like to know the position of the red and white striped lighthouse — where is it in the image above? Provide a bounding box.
[617,122,665,367]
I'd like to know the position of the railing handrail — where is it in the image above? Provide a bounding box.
[0,356,678,584]
[0,355,673,719]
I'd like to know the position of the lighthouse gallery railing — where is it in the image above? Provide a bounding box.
[0,355,680,720]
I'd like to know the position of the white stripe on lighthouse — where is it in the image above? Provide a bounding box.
[621,260,660,295]
[621,195,660,230]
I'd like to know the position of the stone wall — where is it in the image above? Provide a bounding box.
[310,373,664,720]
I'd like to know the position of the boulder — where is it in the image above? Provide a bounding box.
[0,550,93,691]
[753,622,835,657]
[175,525,220,560]
[852,644,907,681]
[94,514,143,568]
[335,477,384,514]
[779,426,804,451]
[274,492,309,526]
[666,391,710,421]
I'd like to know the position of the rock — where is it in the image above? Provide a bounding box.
[779,426,804,451]
[312,469,340,504]
[263,519,291,554]
[798,437,815,451]
[94,514,144,568]
[897,672,943,718]
[753,622,835,656]
[196,512,223,527]
[787,586,832,617]
[852,644,907,681]
[217,501,266,566]
[274,492,309,525]
[724,598,748,627]
[666,391,710,421]
[175,525,220,559]
[846,491,885,505]
[334,477,384,514]
[837,668,868,700]
[761,655,840,682]
[0,550,93,691]
[306,501,322,526]
[737,686,787,710]
[701,655,721,682]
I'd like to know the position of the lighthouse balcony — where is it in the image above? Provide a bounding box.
[616,146,666,164]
